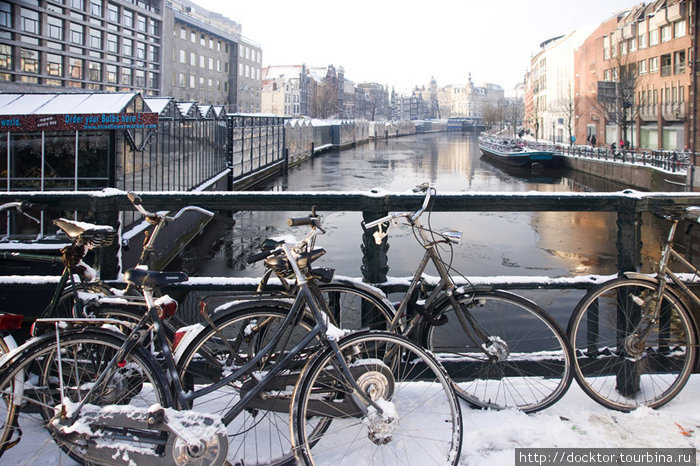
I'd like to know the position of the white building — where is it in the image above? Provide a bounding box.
[438,74,504,121]
[261,66,303,116]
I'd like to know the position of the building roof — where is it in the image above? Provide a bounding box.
[0,92,142,115]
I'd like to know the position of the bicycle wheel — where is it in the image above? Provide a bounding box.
[0,329,169,464]
[567,278,697,411]
[318,282,395,331]
[422,290,573,413]
[291,331,462,466]
[177,304,318,466]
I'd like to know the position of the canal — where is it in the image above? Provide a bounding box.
[172,132,687,326]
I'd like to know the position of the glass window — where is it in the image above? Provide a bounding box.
[88,60,101,81]
[148,45,157,62]
[136,41,145,59]
[189,75,194,88]
[107,33,118,53]
[178,72,185,87]
[0,43,11,70]
[46,53,62,76]
[661,25,671,42]
[123,9,133,28]
[20,48,39,73]
[638,59,647,74]
[21,8,39,34]
[69,56,82,79]
[180,27,186,39]
[136,14,146,32]
[199,55,204,68]
[199,76,204,89]
[190,52,195,66]
[649,29,659,46]
[629,38,636,51]
[0,2,12,28]
[200,34,205,46]
[48,16,63,40]
[90,0,101,17]
[148,71,157,88]
[649,56,659,72]
[89,28,102,48]
[70,23,84,44]
[639,33,647,49]
[121,67,131,85]
[105,63,117,83]
[209,57,213,70]
[107,3,118,22]
[122,37,132,56]
[190,31,195,42]
[674,20,686,38]
[179,49,185,63]
[71,0,84,11]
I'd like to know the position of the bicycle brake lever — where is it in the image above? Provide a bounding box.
[373,223,387,245]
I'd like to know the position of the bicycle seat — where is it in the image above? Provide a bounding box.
[54,218,116,248]
[124,268,188,287]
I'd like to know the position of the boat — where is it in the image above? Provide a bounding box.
[478,135,556,167]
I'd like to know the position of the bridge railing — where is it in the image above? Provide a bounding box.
[555,144,692,173]
[1,189,698,283]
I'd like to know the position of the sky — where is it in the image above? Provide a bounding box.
[193,0,643,94]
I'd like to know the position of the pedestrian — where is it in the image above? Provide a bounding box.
[611,142,616,154]
[586,134,591,144]
[619,138,625,151]
[590,134,596,147]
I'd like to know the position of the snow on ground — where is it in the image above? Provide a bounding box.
[7,375,700,465]
[460,376,700,466]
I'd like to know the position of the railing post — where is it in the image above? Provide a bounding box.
[93,200,121,281]
[615,200,642,274]
[361,210,390,328]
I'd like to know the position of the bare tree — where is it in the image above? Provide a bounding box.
[313,83,338,119]
[595,52,637,147]
[505,98,524,137]
[552,86,576,145]
[481,102,501,132]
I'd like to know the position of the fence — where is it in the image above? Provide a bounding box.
[555,144,692,173]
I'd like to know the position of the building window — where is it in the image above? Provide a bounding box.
[88,61,101,81]
[661,25,672,42]
[660,54,671,76]
[21,8,40,34]
[199,76,204,89]
[46,53,62,77]
[180,27,186,39]
[105,64,117,83]
[0,44,11,71]
[216,59,221,72]
[604,69,611,80]
[649,29,659,46]
[148,45,157,62]
[179,49,185,63]
[190,52,195,66]
[121,67,131,85]
[190,31,195,43]
[639,33,647,49]
[674,50,686,74]
[209,38,213,49]
[217,40,221,51]
[200,34,205,46]
[107,33,118,53]
[90,0,101,17]
[239,63,242,76]
[148,71,157,88]
[20,48,39,74]
[189,75,194,88]
[69,57,82,79]
[48,16,63,40]
[638,59,647,74]
[123,9,133,28]
[122,38,132,56]
[70,23,84,45]
[89,28,102,49]
[178,72,185,87]
[71,0,84,11]
[649,56,659,73]
[200,55,204,68]
[107,3,119,22]
[136,14,146,32]
[135,69,144,87]
[674,20,686,38]
[136,41,145,59]
[0,2,11,28]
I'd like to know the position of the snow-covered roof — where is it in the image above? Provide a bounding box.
[176,101,197,118]
[263,65,302,80]
[144,97,173,115]
[0,92,141,115]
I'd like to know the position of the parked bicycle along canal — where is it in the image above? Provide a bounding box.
[173,132,692,326]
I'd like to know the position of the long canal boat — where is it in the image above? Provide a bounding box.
[478,135,556,168]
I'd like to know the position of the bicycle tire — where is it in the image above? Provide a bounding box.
[176,304,318,466]
[567,277,697,411]
[0,328,170,464]
[421,290,573,413]
[290,330,462,466]
[317,282,395,331]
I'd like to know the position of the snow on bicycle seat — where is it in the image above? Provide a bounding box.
[53,218,115,239]
[124,268,188,287]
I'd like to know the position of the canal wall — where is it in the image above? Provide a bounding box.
[561,155,687,192]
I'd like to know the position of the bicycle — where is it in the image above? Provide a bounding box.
[0,213,463,465]
[567,206,700,411]
[192,185,573,416]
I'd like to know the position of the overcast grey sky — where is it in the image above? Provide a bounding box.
[194,0,642,93]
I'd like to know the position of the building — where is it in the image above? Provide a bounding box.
[438,74,504,123]
[0,0,163,95]
[261,65,303,116]
[573,0,693,150]
[0,0,262,111]
[526,26,595,144]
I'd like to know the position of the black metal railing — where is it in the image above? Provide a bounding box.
[555,144,692,173]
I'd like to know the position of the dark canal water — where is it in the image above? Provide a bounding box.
[174,132,680,326]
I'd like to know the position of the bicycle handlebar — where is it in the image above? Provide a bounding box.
[363,185,435,229]
[127,192,215,223]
